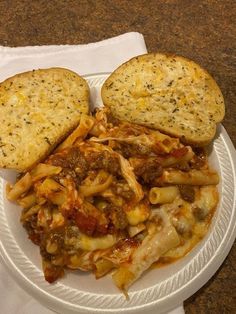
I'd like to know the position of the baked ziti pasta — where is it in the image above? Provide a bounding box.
[7,108,219,294]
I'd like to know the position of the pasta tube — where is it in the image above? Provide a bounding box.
[30,163,62,182]
[160,169,219,185]
[56,115,95,151]
[79,175,113,197]
[112,223,180,291]
[17,193,36,209]
[149,186,179,204]
[7,172,32,201]
[161,147,194,167]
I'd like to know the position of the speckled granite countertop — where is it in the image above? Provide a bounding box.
[0,0,235,312]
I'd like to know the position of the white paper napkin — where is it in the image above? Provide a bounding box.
[0,32,184,314]
[0,32,146,81]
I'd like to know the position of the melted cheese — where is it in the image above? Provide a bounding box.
[161,186,218,259]
[194,186,218,215]
[79,234,117,251]
[113,222,180,290]
[126,202,150,226]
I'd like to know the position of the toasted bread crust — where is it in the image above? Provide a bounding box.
[0,67,89,171]
[101,53,225,146]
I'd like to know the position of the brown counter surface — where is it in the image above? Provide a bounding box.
[0,0,235,313]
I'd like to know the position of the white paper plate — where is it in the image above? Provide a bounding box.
[0,73,236,314]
